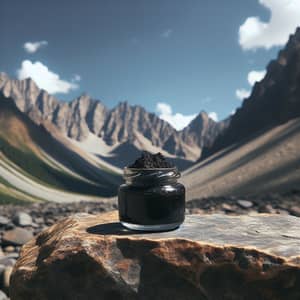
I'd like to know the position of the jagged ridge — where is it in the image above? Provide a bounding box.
[0,73,227,164]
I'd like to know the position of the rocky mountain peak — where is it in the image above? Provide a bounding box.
[0,73,227,163]
[189,111,210,129]
[203,26,300,159]
[75,93,92,103]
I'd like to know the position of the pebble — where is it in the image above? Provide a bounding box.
[13,212,32,227]
[237,200,253,209]
[34,217,44,224]
[45,219,55,226]
[0,256,16,267]
[221,203,235,212]
[190,208,205,214]
[0,290,8,300]
[4,253,19,260]
[289,206,300,217]
[0,217,9,226]
[276,209,290,215]
[0,195,299,293]
[2,227,34,246]
[260,204,277,214]
[4,246,15,253]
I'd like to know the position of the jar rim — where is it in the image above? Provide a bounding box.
[123,166,180,185]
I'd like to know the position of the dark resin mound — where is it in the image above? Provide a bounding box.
[128,151,174,168]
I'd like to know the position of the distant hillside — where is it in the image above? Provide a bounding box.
[0,73,228,167]
[203,27,300,159]
[182,27,300,199]
[0,93,122,203]
[182,117,300,199]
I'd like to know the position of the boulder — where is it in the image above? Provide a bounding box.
[10,212,300,300]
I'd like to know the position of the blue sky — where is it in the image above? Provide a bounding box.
[1,0,300,129]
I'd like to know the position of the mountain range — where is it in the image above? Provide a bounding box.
[0,73,228,170]
[0,93,123,203]
[1,27,300,202]
[183,27,300,198]
[202,27,300,159]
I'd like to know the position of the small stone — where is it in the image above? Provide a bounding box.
[2,227,33,246]
[13,212,32,227]
[31,222,39,228]
[237,200,253,209]
[289,206,300,217]
[0,256,16,267]
[4,223,15,230]
[0,217,9,226]
[0,290,8,300]
[190,208,205,214]
[4,246,15,253]
[221,203,235,212]
[34,217,44,224]
[261,204,277,214]
[3,266,13,290]
[276,209,290,215]
[45,219,55,226]
[5,252,19,260]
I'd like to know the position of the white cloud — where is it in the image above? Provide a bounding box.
[161,29,173,38]
[239,0,300,50]
[247,70,266,86]
[156,102,196,130]
[23,41,48,53]
[235,88,251,100]
[235,69,266,101]
[208,112,218,122]
[17,60,79,94]
[157,102,172,115]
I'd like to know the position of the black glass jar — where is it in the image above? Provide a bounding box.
[118,167,185,231]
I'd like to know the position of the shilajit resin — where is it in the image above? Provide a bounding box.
[118,152,185,231]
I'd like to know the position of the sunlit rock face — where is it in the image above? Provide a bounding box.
[10,212,300,300]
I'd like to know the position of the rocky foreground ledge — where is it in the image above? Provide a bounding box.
[10,211,300,300]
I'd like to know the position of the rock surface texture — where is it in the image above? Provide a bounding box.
[10,211,300,300]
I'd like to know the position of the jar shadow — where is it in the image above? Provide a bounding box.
[86,222,176,235]
[87,222,143,235]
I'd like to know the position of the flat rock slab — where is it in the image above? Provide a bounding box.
[10,212,300,300]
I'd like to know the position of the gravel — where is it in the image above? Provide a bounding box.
[1,190,300,298]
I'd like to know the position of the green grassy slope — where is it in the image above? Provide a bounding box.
[0,94,121,199]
